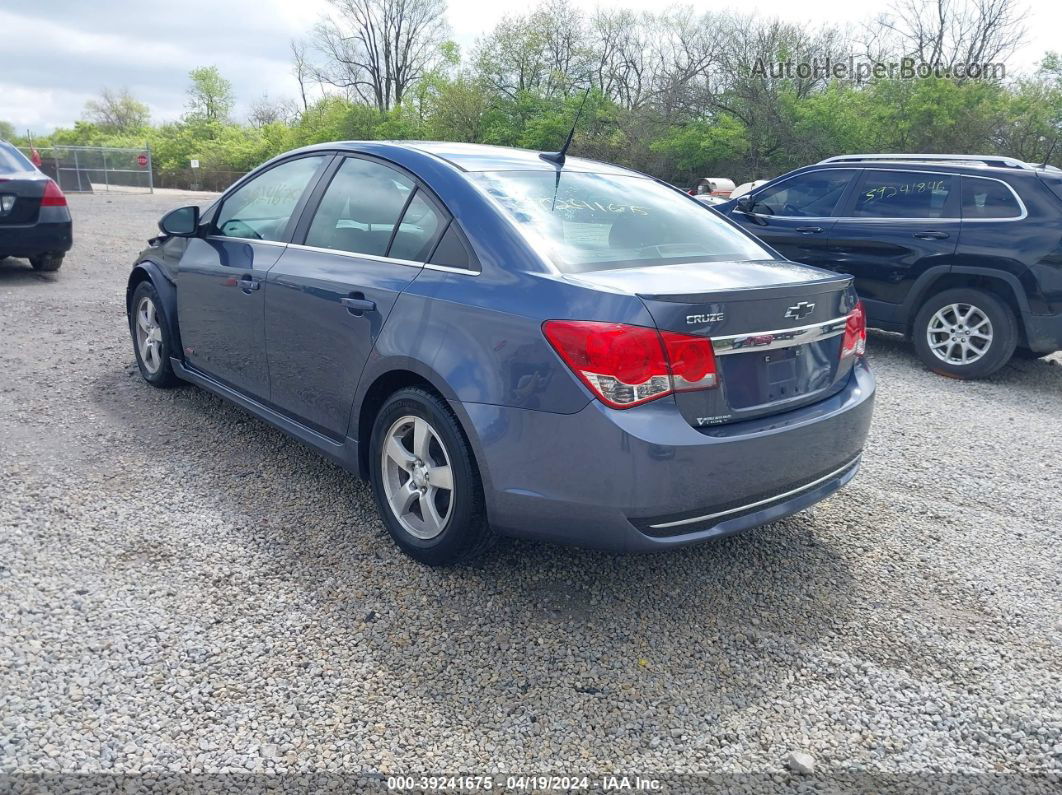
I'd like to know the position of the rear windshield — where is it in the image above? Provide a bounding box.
[469,170,771,273]
[0,142,35,174]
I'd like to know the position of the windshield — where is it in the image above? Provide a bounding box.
[469,170,772,273]
[0,142,35,174]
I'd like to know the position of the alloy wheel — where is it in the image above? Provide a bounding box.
[926,303,993,366]
[135,296,164,374]
[380,415,455,540]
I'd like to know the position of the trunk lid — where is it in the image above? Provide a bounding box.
[567,260,859,426]
[0,171,46,227]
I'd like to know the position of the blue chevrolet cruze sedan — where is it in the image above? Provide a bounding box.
[127,142,875,565]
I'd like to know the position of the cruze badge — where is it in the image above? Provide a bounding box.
[686,312,725,325]
[784,301,815,320]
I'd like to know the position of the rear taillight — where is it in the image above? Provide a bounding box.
[40,180,67,207]
[660,330,718,391]
[840,300,867,359]
[542,320,718,409]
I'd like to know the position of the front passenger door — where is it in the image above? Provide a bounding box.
[177,155,329,397]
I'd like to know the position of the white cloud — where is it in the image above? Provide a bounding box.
[0,83,86,134]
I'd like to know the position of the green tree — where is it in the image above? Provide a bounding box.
[425,76,492,142]
[0,120,17,141]
[650,115,749,182]
[83,88,150,134]
[186,66,235,123]
[860,77,1005,153]
[993,58,1062,165]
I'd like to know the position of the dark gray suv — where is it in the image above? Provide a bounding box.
[718,154,1062,378]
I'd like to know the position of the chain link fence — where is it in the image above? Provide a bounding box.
[17,144,253,194]
[19,145,154,193]
[154,168,247,193]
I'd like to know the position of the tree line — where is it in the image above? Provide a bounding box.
[6,0,1061,189]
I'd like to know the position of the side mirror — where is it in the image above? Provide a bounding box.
[159,205,200,237]
[736,195,755,214]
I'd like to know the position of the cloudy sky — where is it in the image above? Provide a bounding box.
[1,0,1056,134]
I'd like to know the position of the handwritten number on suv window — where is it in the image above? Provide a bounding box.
[863,180,945,202]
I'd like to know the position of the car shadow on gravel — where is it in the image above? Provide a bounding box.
[89,360,862,760]
[0,256,57,283]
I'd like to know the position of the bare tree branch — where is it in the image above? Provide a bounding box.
[311,0,449,112]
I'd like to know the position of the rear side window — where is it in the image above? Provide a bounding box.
[215,156,326,241]
[852,170,956,219]
[747,170,854,217]
[389,191,445,261]
[305,157,414,257]
[962,177,1022,219]
[429,224,477,271]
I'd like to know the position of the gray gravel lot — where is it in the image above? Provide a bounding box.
[1,192,1060,789]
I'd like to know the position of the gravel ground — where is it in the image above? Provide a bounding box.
[1,192,1060,791]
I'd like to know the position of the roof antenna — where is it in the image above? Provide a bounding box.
[1041,135,1059,169]
[540,87,592,167]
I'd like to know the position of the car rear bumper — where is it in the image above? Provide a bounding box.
[458,359,875,552]
[0,221,73,257]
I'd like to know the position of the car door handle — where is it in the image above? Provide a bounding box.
[796,226,824,235]
[914,230,950,240]
[341,295,376,315]
[238,276,260,292]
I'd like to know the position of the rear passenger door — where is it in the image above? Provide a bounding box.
[828,169,960,307]
[263,155,447,438]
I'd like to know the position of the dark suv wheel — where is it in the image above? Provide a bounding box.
[30,253,64,272]
[369,388,492,565]
[912,287,1017,379]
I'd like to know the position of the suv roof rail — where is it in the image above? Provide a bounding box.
[819,153,1033,170]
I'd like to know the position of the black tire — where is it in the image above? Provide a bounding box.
[368,387,492,566]
[912,287,1017,379]
[30,254,63,272]
[128,280,180,388]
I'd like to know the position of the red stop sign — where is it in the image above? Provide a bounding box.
[137,153,149,168]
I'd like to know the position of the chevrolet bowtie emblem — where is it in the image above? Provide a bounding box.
[784,301,815,320]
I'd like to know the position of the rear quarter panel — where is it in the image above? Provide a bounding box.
[360,267,653,414]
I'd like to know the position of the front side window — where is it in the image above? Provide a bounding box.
[305,157,416,257]
[469,171,770,273]
[215,156,325,241]
[852,170,956,219]
[961,177,1022,219]
[748,170,854,218]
